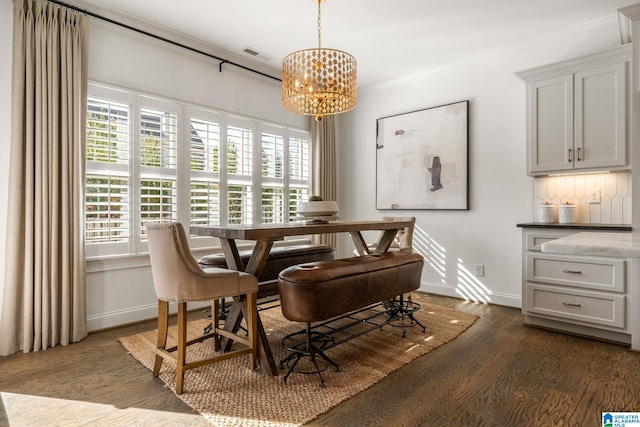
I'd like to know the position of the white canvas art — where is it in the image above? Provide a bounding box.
[376,101,469,210]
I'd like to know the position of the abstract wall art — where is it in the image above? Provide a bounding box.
[376,100,469,210]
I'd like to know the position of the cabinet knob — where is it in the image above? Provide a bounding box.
[577,147,582,162]
[562,268,581,274]
[568,148,573,163]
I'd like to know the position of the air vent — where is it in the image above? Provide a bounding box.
[243,48,260,56]
[242,46,274,62]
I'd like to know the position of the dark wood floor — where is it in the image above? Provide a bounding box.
[1,292,639,427]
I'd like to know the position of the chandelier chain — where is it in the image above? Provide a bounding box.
[317,0,322,49]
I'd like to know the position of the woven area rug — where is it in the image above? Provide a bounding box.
[119,300,478,426]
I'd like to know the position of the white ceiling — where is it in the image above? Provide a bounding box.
[77,0,632,88]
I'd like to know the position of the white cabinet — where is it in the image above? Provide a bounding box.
[517,45,630,176]
[520,228,631,345]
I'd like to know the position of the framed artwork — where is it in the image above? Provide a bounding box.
[376,100,469,210]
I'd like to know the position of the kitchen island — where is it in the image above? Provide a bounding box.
[522,229,640,351]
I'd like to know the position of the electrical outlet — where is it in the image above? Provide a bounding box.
[588,188,601,204]
[475,264,485,277]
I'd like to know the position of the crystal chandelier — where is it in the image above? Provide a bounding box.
[281,0,357,122]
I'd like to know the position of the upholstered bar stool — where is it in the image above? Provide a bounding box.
[146,221,259,394]
[354,216,416,255]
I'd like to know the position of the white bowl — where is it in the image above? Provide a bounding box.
[296,201,339,217]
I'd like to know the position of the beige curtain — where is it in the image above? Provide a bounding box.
[0,0,88,355]
[311,116,337,248]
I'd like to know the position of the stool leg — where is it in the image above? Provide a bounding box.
[213,299,221,351]
[176,302,187,395]
[153,300,169,377]
[282,354,303,384]
[246,292,258,370]
[396,294,426,334]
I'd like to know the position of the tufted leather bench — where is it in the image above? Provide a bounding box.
[278,252,424,323]
[198,244,335,299]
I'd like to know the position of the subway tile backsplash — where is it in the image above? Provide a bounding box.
[533,172,632,224]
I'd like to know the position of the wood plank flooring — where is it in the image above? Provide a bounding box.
[1,292,639,426]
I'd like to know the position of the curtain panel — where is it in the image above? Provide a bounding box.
[0,0,88,355]
[311,116,337,248]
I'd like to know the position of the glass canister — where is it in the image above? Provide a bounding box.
[539,202,555,224]
[558,202,577,224]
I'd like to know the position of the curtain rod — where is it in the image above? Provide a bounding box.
[47,0,282,83]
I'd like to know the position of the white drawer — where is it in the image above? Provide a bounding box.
[526,253,625,292]
[525,283,626,329]
[526,231,573,251]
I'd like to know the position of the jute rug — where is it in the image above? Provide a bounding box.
[119,300,478,426]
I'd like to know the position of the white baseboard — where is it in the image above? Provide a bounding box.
[419,281,521,308]
[87,301,210,332]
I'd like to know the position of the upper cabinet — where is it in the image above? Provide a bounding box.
[517,45,631,176]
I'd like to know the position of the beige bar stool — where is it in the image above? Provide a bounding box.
[146,221,258,394]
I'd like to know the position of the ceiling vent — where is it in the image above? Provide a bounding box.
[242,47,274,62]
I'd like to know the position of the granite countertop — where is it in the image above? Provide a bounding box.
[541,232,640,258]
[516,222,632,231]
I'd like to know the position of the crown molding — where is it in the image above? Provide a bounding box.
[515,44,632,81]
[619,3,640,21]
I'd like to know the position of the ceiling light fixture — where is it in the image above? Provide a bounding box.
[281,0,357,122]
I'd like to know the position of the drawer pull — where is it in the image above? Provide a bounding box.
[562,302,582,308]
[562,269,581,274]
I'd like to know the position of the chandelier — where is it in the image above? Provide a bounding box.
[281,0,357,122]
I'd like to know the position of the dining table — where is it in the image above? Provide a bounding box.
[190,219,414,375]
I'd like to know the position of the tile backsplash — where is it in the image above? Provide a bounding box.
[533,172,632,224]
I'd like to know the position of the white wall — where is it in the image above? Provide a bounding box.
[336,16,625,307]
[87,20,303,128]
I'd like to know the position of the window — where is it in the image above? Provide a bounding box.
[190,116,221,227]
[138,99,179,240]
[85,83,311,257]
[261,131,285,223]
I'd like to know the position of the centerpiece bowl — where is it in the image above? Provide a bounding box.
[296,201,339,219]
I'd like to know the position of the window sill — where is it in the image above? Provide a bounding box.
[86,236,312,273]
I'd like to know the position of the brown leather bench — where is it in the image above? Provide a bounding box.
[277,252,424,385]
[278,252,423,322]
[198,244,335,299]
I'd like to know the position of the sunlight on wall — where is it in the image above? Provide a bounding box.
[412,225,492,304]
[456,258,492,304]
[412,226,446,283]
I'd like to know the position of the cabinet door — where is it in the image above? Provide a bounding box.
[574,62,627,170]
[528,75,573,174]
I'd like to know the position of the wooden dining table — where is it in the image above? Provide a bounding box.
[190,219,413,375]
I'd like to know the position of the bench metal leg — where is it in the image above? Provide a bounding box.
[202,298,232,334]
[280,301,425,386]
[281,323,339,387]
[384,295,426,337]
